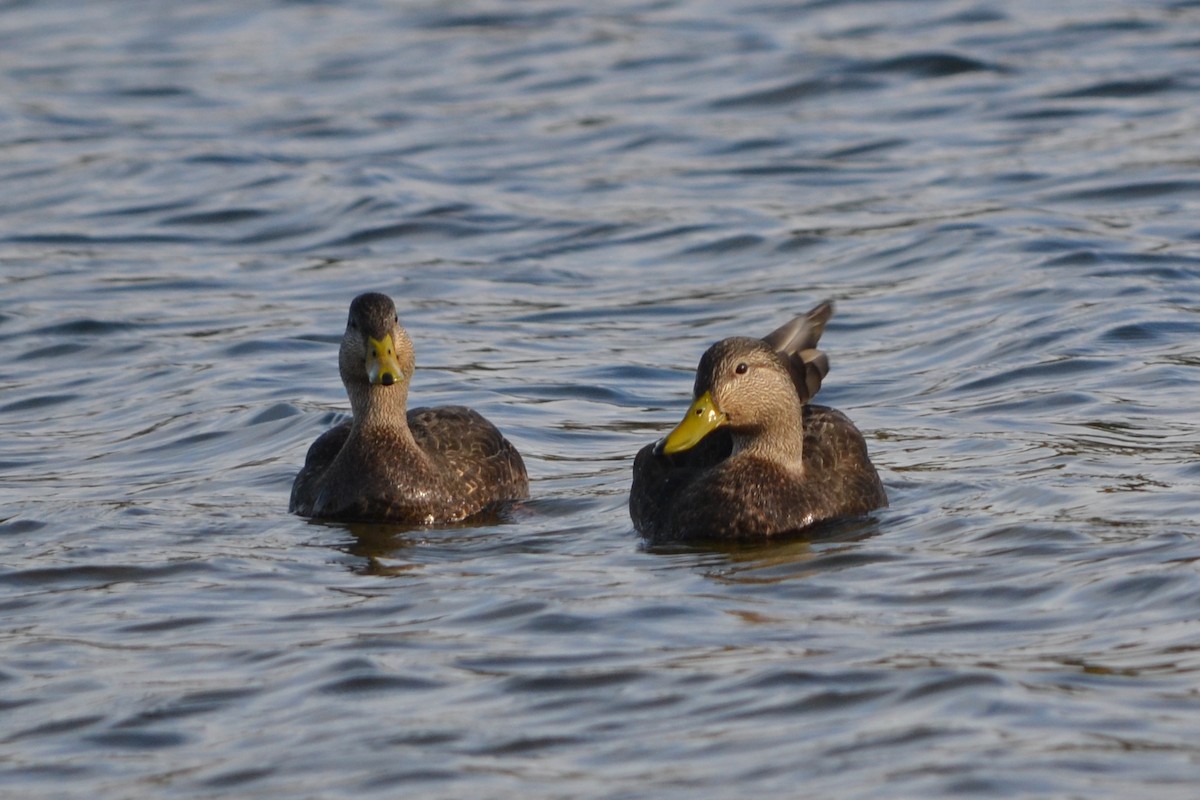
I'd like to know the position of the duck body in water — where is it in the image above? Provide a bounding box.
[630,302,886,544]
[290,292,528,525]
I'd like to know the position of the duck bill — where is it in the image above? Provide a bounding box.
[662,391,726,455]
[366,336,404,386]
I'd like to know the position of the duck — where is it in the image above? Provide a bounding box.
[629,301,886,543]
[290,292,529,524]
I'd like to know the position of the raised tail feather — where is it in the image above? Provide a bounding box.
[761,300,833,405]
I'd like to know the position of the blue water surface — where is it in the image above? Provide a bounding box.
[2,1,1200,797]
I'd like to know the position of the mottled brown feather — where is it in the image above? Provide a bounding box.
[630,302,886,543]
[290,293,528,525]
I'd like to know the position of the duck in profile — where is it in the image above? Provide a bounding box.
[629,301,886,543]
[290,292,528,524]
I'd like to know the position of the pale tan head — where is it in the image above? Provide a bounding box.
[663,337,805,456]
[661,301,834,462]
[338,292,416,421]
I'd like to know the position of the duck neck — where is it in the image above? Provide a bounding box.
[730,393,807,470]
[732,424,806,468]
[349,383,415,444]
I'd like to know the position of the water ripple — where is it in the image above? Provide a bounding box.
[3,1,1200,798]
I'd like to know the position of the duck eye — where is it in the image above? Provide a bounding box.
[735,362,748,375]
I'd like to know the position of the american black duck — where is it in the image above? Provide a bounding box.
[290,292,528,524]
[629,301,886,543]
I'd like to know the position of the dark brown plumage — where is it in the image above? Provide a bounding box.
[290,292,528,524]
[629,301,886,543]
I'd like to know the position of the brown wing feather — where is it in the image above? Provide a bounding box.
[289,420,351,516]
[762,300,833,404]
[408,406,529,509]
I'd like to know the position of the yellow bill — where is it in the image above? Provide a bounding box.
[367,335,404,386]
[662,391,727,454]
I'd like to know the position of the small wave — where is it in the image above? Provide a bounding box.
[709,75,877,108]
[854,51,1006,78]
[1053,75,1180,98]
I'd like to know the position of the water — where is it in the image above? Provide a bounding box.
[3,1,1200,797]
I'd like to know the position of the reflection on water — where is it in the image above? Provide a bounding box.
[3,0,1200,797]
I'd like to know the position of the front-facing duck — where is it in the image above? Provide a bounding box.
[290,292,528,524]
[630,301,886,543]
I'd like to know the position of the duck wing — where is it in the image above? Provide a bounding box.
[408,405,529,508]
[289,419,351,515]
[762,300,832,404]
